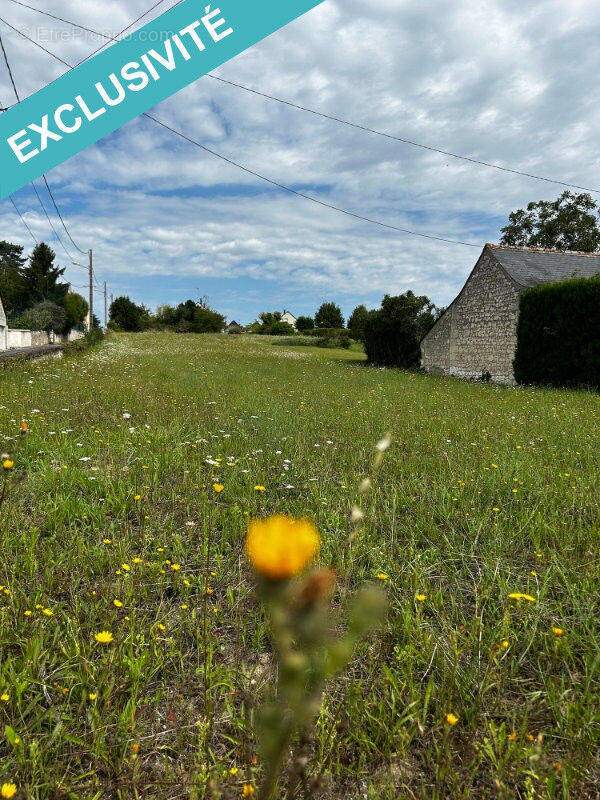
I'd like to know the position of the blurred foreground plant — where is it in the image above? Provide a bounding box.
[246,515,386,799]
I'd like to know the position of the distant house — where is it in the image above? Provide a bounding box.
[421,244,600,384]
[0,294,6,351]
[225,320,243,334]
[281,310,297,330]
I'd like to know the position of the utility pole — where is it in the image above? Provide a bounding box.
[88,249,93,332]
[104,282,107,330]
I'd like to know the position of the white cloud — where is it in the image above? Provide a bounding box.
[2,0,600,320]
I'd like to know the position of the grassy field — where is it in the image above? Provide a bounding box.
[0,332,599,799]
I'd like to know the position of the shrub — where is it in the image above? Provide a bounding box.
[514,276,600,389]
[363,292,437,368]
[16,300,66,334]
[348,304,370,341]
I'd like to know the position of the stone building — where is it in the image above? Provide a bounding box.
[421,244,600,384]
[0,294,7,351]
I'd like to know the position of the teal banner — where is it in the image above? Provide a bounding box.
[0,0,325,198]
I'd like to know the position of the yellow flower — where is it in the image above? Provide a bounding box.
[2,460,14,471]
[94,631,114,644]
[552,627,564,637]
[415,594,426,602]
[213,484,224,493]
[501,640,509,649]
[171,564,181,571]
[376,573,388,581]
[229,767,238,775]
[103,538,112,545]
[0,693,9,702]
[1,784,17,799]
[24,610,32,617]
[121,563,131,572]
[133,557,142,564]
[242,785,255,797]
[180,604,188,610]
[246,515,320,580]
[20,421,28,434]
[42,608,53,617]
[508,732,517,741]
[507,593,536,602]
[446,712,459,726]
[253,485,266,492]
[88,693,97,701]
[134,495,142,502]
[113,599,123,608]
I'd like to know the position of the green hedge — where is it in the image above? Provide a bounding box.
[514,276,600,389]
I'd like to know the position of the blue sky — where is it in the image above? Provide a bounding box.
[2,0,600,324]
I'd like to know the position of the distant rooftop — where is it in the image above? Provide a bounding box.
[487,244,600,289]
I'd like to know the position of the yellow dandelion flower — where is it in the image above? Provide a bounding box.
[552,627,564,637]
[376,573,388,581]
[1,693,9,702]
[24,610,32,617]
[171,564,181,571]
[507,593,536,602]
[1,783,17,799]
[180,604,188,610]
[156,623,166,631]
[121,563,131,572]
[242,785,255,797]
[415,594,426,602]
[42,608,53,617]
[508,732,517,741]
[134,495,142,502]
[88,693,97,701]
[113,599,123,608]
[446,712,459,726]
[246,515,320,580]
[133,557,143,564]
[94,631,114,644]
[103,538,112,545]
[2,460,14,471]
[229,767,238,775]
[253,485,266,492]
[501,640,509,648]
[213,484,224,493]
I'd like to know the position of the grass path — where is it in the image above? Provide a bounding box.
[0,333,598,798]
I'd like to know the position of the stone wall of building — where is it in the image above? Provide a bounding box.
[422,251,520,384]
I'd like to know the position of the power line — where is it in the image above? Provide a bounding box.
[3,0,599,196]
[0,17,480,249]
[0,20,86,255]
[8,195,37,243]
[31,180,74,260]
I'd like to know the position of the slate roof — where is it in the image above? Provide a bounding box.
[488,244,600,290]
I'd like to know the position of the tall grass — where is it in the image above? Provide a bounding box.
[0,332,598,798]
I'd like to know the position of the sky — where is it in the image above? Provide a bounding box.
[1,0,600,324]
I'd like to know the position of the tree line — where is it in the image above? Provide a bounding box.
[0,240,90,334]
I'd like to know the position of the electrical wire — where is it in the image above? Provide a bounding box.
[8,195,37,243]
[0,16,481,249]
[3,0,598,196]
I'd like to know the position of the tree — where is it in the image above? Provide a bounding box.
[63,292,89,331]
[254,312,294,335]
[0,240,28,314]
[21,243,68,306]
[17,300,66,334]
[347,305,370,341]
[500,191,600,252]
[295,315,314,332]
[109,296,146,331]
[363,292,438,368]
[154,299,225,333]
[315,302,344,329]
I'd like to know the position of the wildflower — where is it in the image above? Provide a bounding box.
[94,631,114,644]
[508,732,517,741]
[213,484,224,493]
[131,742,140,754]
[24,611,32,617]
[88,693,97,701]
[113,600,123,608]
[246,515,320,580]
[0,693,9,702]
[507,593,536,602]
[415,594,426,602]
[1,784,17,799]
[20,421,28,434]
[446,712,459,726]
[492,507,500,513]
[501,640,509,648]
[2,459,14,471]
[42,608,53,617]
[180,604,188,610]
[376,573,388,581]
[254,485,266,492]
[133,557,142,564]
[121,563,131,572]
[242,785,255,797]
[552,627,564,637]
[171,564,181,571]
[229,767,238,775]
[134,495,142,502]
[103,538,112,545]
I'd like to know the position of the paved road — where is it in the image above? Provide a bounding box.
[0,343,64,365]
